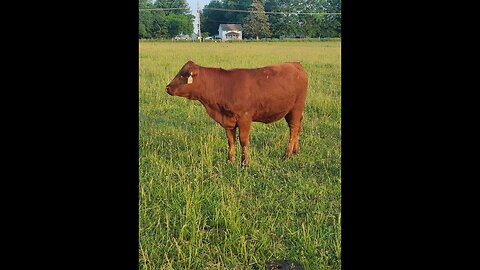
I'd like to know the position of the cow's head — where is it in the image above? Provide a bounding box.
[166,60,200,99]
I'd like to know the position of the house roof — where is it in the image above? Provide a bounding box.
[219,24,243,31]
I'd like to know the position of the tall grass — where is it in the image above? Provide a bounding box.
[139,41,341,269]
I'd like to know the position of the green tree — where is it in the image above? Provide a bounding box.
[318,0,341,38]
[154,0,190,15]
[150,12,168,38]
[138,0,194,39]
[139,0,154,38]
[243,0,271,39]
[165,13,195,38]
[265,0,341,38]
[223,0,251,25]
[201,1,253,38]
[265,0,299,38]
[200,0,225,37]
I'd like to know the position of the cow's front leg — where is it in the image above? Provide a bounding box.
[238,119,252,166]
[225,128,236,163]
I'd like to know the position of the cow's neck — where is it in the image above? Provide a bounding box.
[197,90,219,117]
[195,67,220,107]
[194,67,233,128]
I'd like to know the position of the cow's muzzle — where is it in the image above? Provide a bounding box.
[166,85,173,96]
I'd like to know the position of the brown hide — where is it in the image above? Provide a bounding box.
[166,61,308,165]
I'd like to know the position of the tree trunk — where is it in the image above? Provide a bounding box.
[256,36,259,40]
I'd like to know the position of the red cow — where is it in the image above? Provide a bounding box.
[166,61,308,166]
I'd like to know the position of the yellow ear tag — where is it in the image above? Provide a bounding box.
[187,75,193,84]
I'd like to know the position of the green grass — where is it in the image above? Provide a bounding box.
[139,41,341,269]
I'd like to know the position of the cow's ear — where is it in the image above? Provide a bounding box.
[190,67,199,77]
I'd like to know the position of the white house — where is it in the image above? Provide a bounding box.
[218,24,242,41]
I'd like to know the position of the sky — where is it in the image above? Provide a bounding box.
[187,0,211,34]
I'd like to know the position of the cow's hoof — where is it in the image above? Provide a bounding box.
[227,159,235,164]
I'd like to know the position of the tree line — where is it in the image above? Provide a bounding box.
[139,0,341,39]
[139,0,194,39]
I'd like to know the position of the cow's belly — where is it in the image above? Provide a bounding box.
[252,109,290,124]
[250,91,296,123]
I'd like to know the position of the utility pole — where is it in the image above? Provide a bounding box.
[197,1,202,42]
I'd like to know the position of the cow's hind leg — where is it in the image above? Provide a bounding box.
[293,113,303,154]
[284,111,303,158]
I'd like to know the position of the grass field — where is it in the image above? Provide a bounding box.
[139,41,341,269]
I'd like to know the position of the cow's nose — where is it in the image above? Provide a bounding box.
[166,85,171,92]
